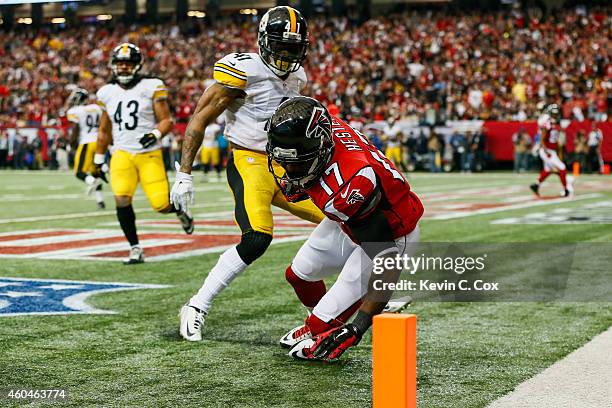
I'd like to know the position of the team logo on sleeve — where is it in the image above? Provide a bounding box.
[306,107,331,139]
[346,189,365,205]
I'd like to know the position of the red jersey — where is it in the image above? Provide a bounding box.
[303,117,423,242]
[542,127,561,150]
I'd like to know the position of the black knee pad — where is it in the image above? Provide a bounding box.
[236,231,272,265]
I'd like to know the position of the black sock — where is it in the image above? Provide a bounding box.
[116,205,139,246]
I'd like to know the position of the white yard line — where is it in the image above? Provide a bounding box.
[428,193,602,220]
[487,325,612,408]
[0,200,233,225]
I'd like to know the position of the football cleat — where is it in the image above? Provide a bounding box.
[177,211,194,235]
[97,201,106,210]
[123,246,144,265]
[288,337,317,360]
[562,188,571,198]
[529,183,539,196]
[280,324,313,349]
[179,304,206,342]
[383,297,412,313]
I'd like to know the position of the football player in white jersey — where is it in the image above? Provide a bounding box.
[65,88,105,209]
[172,6,324,341]
[94,43,194,265]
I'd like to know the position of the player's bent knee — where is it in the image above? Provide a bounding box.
[115,195,132,207]
[236,231,272,265]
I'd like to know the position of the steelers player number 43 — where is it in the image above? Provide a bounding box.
[113,100,139,131]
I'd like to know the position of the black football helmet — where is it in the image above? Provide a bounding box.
[258,6,309,76]
[110,43,143,85]
[266,97,334,189]
[544,103,561,124]
[67,88,88,107]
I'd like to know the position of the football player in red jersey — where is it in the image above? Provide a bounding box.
[530,104,573,197]
[266,97,424,361]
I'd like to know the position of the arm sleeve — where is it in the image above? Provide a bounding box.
[213,54,248,90]
[345,206,397,259]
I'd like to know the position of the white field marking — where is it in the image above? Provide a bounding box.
[31,238,190,259]
[0,229,61,237]
[429,193,602,220]
[147,235,310,262]
[0,277,171,317]
[424,185,523,200]
[487,325,612,408]
[0,230,121,247]
[0,200,233,225]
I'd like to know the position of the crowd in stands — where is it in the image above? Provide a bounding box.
[0,5,610,172]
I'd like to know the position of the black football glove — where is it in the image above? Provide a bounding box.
[139,132,159,149]
[279,178,309,203]
[310,323,363,361]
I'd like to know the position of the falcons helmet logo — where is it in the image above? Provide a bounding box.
[306,106,331,140]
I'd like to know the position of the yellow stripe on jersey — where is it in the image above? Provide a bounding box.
[215,63,247,78]
[288,7,297,33]
[153,89,168,100]
[213,66,247,89]
[67,114,78,123]
[96,100,106,111]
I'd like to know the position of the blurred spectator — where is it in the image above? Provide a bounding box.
[0,130,8,168]
[573,130,588,172]
[427,129,442,173]
[512,127,532,173]
[450,130,467,171]
[587,123,604,173]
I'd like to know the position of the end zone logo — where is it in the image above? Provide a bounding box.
[0,277,170,316]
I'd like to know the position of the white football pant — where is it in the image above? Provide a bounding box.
[290,218,420,324]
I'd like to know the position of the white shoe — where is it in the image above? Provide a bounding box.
[279,324,312,349]
[123,246,144,265]
[383,297,412,313]
[288,338,317,360]
[179,304,205,342]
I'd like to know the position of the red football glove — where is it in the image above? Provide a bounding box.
[309,324,363,361]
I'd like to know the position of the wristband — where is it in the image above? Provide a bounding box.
[151,129,162,139]
[93,153,106,165]
[352,310,373,334]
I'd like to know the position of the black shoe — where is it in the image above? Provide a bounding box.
[97,201,106,210]
[563,189,570,197]
[529,183,539,196]
[177,211,194,235]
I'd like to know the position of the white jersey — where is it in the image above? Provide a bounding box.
[213,52,307,152]
[96,78,168,154]
[66,104,102,145]
[203,123,221,148]
[588,129,603,147]
[384,123,403,148]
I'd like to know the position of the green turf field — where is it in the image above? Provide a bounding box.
[0,171,611,407]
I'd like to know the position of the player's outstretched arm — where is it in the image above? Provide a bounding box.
[179,84,243,173]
